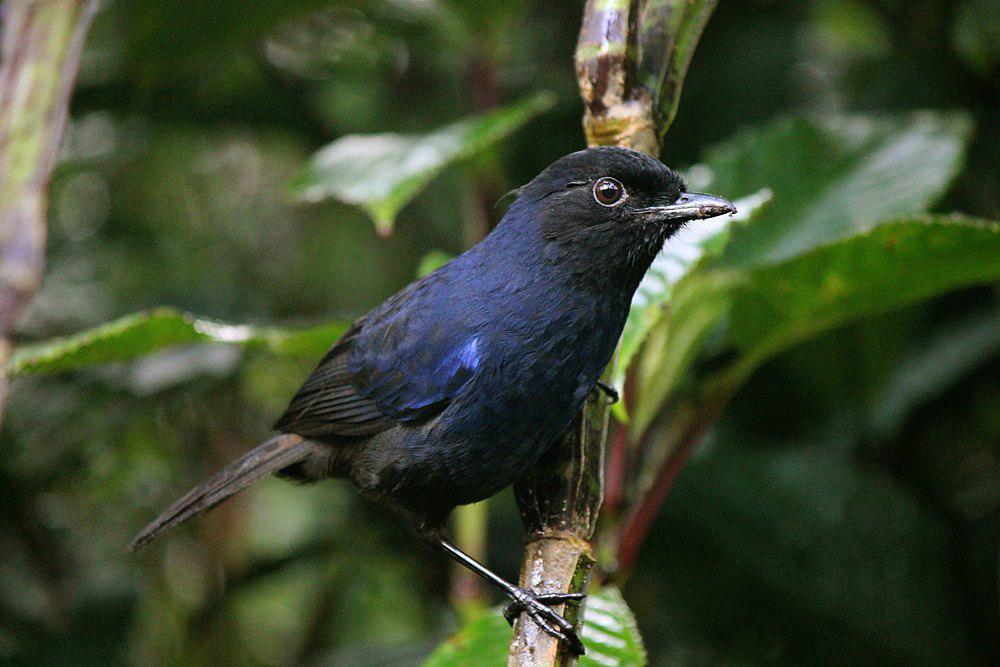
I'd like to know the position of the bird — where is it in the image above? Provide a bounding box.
[129,146,736,655]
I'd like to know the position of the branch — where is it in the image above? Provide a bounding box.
[575,0,660,154]
[0,0,98,422]
[508,1,656,664]
[509,410,607,665]
[509,1,719,663]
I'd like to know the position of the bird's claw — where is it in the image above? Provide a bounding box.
[503,588,586,656]
[594,381,619,404]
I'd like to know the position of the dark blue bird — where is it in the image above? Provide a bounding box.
[130,146,735,654]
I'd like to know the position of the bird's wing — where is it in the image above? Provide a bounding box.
[273,324,395,438]
[273,278,481,440]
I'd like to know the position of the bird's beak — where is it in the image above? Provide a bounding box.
[640,192,736,224]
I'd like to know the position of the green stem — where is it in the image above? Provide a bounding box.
[451,501,490,617]
[0,0,98,421]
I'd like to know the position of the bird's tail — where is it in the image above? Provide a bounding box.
[128,433,313,552]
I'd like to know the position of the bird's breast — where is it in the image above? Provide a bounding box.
[356,258,634,512]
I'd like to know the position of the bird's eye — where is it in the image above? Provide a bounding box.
[593,177,626,207]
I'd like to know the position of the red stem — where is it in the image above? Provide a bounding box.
[603,422,628,515]
[604,366,639,516]
[617,397,727,571]
[616,437,696,571]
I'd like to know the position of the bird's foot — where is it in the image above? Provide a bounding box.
[594,381,619,404]
[503,588,586,656]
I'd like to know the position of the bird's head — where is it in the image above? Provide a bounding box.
[515,146,735,279]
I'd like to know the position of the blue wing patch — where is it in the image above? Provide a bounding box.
[274,279,483,440]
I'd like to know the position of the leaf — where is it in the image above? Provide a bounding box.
[725,218,1000,366]
[423,612,511,666]
[632,216,1000,434]
[709,112,972,268]
[635,0,720,136]
[289,92,556,235]
[620,111,974,428]
[866,301,1000,439]
[7,307,347,376]
[417,249,455,278]
[424,586,646,666]
[812,0,890,57]
[578,587,647,666]
[620,112,970,409]
[616,187,771,400]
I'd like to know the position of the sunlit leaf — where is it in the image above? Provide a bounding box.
[424,586,646,666]
[289,92,556,235]
[7,307,347,376]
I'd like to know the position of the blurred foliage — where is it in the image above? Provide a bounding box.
[952,0,1000,77]
[1,0,998,665]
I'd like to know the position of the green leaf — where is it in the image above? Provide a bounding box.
[289,92,556,235]
[725,218,1000,366]
[7,307,346,376]
[621,111,974,430]
[632,216,1000,434]
[579,587,647,666]
[812,0,890,57]
[866,302,1000,439]
[620,112,971,415]
[636,0,720,136]
[709,112,972,268]
[424,586,646,666]
[616,187,771,404]
[417,249,455,278]
[423,612,511,666]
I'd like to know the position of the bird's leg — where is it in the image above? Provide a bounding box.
[594,380,619,404]
[436,537,586,655]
